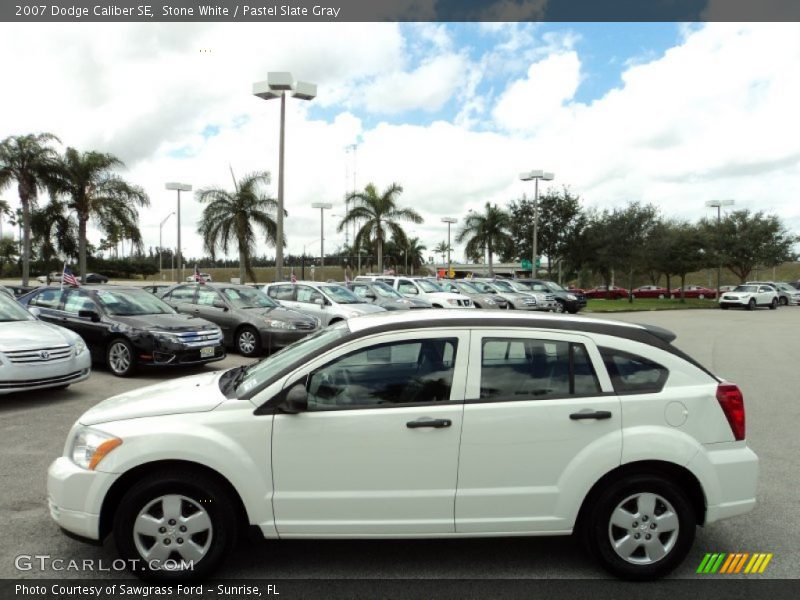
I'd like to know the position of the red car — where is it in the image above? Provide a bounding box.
[583,285,629,299]
[631,285,669,299]
[671,285,717,299]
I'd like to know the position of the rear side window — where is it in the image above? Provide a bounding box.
[480,338,601,400]
[599,347,668,394]
[165,286,196,302]
[268,285,295,300]
[30,289,63,309]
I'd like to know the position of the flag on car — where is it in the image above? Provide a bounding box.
[193,265,206,283]
[62,264,80,288]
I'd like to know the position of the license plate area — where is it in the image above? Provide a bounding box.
[200,346,215,358]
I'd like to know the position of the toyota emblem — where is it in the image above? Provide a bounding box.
[39,351,50,360]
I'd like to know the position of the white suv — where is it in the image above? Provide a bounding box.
[48,311,757,581]
[355,275,473,308]
[718,284,779,310]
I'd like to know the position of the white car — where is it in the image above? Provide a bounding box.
[48,311,757,581]
[0,293,91,394]
[718,284,779,310]
[186,273,213,282]
[263,281,385,326]
[355,275,474,308]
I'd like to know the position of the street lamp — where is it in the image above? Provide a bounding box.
[311,202,332,272]
[520,170,555,276]
[705,199,735,301]
[441,217,457,278]
[253,72,317,281]
[158,212,175,279]
[165,182,192,283]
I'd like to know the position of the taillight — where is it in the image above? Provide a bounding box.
[716,383,745,441]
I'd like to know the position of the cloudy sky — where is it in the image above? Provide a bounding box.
[1,21,799,262]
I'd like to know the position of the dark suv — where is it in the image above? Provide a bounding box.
[18,285,224,376]
[517,279,586,314]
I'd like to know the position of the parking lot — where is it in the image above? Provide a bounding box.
[0,308,797,580]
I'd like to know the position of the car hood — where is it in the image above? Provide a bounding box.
[79,371,226,426]
[0,319,79,351]
[238,306,318,325]
[337,303,386,314]
[114,312,218,331]
[424,292,464,301]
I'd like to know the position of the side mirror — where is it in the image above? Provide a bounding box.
[28,306,42,318]
[213,300,228,311]
[365,292,376,300]
[279,383,308,414]
[314,298,325,306]
[78,309,101,322]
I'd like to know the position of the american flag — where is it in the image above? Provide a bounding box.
[62,265,80,287]
[193,265,206,283]
[290,270,297,284]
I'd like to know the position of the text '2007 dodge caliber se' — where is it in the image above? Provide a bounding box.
[48,312,757,581]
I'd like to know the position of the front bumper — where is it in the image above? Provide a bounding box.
[0,352,91,395]
[687,443,759,524]
[138,337,226,367]
[47,457,118,541]
[260,328,318,351]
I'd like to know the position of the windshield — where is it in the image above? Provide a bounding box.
[321,285,362,304]
[220,286,278,309]
[733,285,758,293]
[372,281,404,299]
[416,279,442,292]
[509,281,532,291]
[94,289,176,316]
[456,281,480,294]
[776,283,793,292]
[543,281,564,291]
[0,293,34,322]
[471,282,495,293]
[236,324,349,398]
[492,280,514,292]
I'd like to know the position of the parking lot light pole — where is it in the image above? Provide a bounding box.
[311,202,332,271]
[520,170,555,276]
[705,199,735,300]
[253,73,317,281]
[165,183,192,283]
[441,217,457,278]
[158,212,175,279]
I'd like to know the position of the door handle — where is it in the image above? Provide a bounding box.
[569,410,612,421]
[406,418,452,429]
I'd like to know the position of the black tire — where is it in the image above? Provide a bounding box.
[720,304,729,310]
[770,298,778,310]
[747,298,756,311]
[107,338,136,377]
[235,326,261,357]
[113,469,238,582]
[554,301,566,314]
[567,307,580,314]
[779,296,788,306]
[583,474,696,581]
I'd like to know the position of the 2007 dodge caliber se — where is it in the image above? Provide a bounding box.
[48,312,758,581]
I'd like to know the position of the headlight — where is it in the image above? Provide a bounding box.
[70,428,122,471]
[566,294,577,300]
[485,298,495,305]
[73,339,87,355]
[446,298,459,305]
[264,319,296,330]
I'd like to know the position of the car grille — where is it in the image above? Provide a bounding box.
[167,329,223,347]
[0,369,86,389]
[294,321,317,330]
[522,297,537,305]
[3,345,72,364]
[543,294,555,302]
[457,298,472,307]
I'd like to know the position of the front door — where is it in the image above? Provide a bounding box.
[61,288,109,352]
[270,330,469,535]
[456,330,621,533]
[193,287,239,340]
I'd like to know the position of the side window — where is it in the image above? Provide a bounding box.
[351,285,368,298]
[166,286,196,302]
[296,286,323,304]
[63,290,97,315]
[398,280,417,294]
[480,338,601,400]
[30,289,63,309]
[196,288,223,306]
[268,285,295,301]
[306,338,459,409]
[599,347,668,394]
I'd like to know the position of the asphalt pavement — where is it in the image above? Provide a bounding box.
[0,307,797,581]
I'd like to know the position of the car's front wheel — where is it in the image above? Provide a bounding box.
[770,298,778,310]
[107,338,136,377]
[747,298,756,311]
[114,469,237,581]
[554,301,566,313]
[236,326,261,357]
[584,475,696,580]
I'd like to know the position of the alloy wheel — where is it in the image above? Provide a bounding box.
[607,492,680,565]
[108,341,132,375]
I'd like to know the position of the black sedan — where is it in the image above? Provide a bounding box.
[18,285,225,376]
[81,273,109,284]
[159,283,319,356]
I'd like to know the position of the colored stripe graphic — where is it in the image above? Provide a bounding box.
[700,552,772,574]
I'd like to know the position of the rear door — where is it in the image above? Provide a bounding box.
[456,329,621,534]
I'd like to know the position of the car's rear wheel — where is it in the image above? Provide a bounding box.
[770,298,778,310]
[554,301,566,313]
[235,326,261,357]
[747,298,756,311]
[107,338,136,377]
[779,296,787,306]
[114,470,237,581]
[584,475,695,580]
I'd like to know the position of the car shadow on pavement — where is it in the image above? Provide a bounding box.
[0,385,83,413]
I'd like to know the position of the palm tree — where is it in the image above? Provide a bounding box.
[337,182,423,273]
[49,147,148,278]
[405,237,427,275]
[30,200,79,262]
[433,241,452,264]
[196,172,281,284]
[0,133,62,285]
[0,199,10,239]
[457,203,513,276]
[0,237,18,276]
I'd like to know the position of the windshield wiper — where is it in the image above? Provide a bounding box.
[219,364,249,395]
